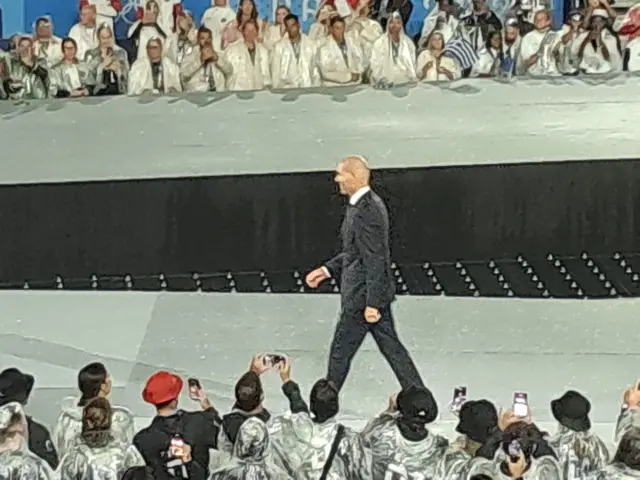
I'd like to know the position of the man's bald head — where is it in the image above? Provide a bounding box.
[335,155,371,197]
[340,155,371,184]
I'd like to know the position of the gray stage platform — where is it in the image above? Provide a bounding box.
[0,291,635,445]
[1,78,640,185]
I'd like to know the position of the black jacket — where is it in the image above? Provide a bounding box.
[325,190,395,313]
[27,416,59,470]
[133,407,220,480]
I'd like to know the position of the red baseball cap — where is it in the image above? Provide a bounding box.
[142,371,183,406]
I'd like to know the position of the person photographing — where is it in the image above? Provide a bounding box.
[305,155,425,392]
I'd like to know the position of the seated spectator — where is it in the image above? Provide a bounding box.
[57,397,145,477]
[577,9,622,74]
[181,26,227,92]
[547,390,609,478]
[370,0,413,31]
[417,31,460,81]
[264,6,291,51]
[502,17,523,74]
[459,0,503,51]
[69,5,99,62]
[308,4,338,46]
[518,10,561,76]
[269,359,370,479]
[121,465,156,480]
[128,38,183,95]
[32,17,63,68]
[271,14,319,89]
[49,38,91,99]
[0,402,55,479]
[222,0,267,49]
[133,371,219,480]
[316,16,365,86]
[217,355,272,455]
[436,399,499,479]
[583,0,617,27]
[369,12,417,86]
[471,421,562,478]
[362,386,446,480]
[511,3,537,36]
[471,30,504,77]
[211,417,289,479]
[85,23,129,96]
[129,0,169,61]
[52,362,135,458]
[165,11,198,66]
[134,0,184,39]
[201,0,237,49]
[589,426,640,479]
[1,36,49,101]
[80,0,123,33]
[0,368,58,469]
[221,21,271,91]
[418,0,462,48]
[555,10,585,75]
[348,0,384,65]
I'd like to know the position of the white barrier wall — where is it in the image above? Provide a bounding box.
[0,291,637,441]
[1,78,640,185]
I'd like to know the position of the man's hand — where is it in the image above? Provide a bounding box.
[279,357,291,383]
[498,409,530,430]
[250,354,268,375]
[201,46,218,63]
[102,54,114,68]
[305,267,329,288]
[364,306,381,323]
[190,384,212,410]
[388,392,398,410]
[179,443,193,463]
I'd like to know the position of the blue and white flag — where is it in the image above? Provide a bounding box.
[443,37,479,70]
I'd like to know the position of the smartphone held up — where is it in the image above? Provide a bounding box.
[450,386,467,414]
[187,377,202,401]
[170,436,185,458]
[513,392,529,417]
[263,353,287,370]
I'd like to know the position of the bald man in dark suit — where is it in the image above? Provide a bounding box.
[306,156,425,392]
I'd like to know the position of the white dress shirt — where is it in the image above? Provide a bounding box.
[349,186,371,205]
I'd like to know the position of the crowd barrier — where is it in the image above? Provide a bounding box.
[1,75,639,185]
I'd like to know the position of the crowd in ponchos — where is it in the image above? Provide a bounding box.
[1,355,640,479]
[1,0,640,101]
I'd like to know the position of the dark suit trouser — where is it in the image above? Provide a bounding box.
[327,305,425,391]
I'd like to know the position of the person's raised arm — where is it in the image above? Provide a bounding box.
[279,358,309,414]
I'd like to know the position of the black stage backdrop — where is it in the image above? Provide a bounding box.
[0,158,639,283]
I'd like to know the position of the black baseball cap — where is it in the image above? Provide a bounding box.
[397,385,438,424]
[0,368,35,406]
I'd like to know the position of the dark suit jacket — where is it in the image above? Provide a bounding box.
[324,190,395,313]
